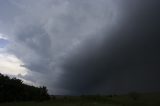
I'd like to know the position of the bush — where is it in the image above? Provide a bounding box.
[0,73,50,103]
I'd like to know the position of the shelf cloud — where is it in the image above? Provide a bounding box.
[0,0,160,95]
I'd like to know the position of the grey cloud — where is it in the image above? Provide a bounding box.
[4,0,117,94]
[1,0,160,95]
[55,0,160,94]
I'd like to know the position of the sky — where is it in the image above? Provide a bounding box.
[0,0,160,95]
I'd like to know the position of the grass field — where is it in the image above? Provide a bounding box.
[0,102,118,106]
[1,92,160,106]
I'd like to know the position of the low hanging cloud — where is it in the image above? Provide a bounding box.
[6,0,119,94]
[1,0,160,95]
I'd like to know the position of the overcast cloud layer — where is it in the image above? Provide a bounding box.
[0,0,160,95]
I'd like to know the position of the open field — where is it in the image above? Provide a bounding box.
[1,93,160,106]
[0,100,159,106]
[0,102,117,106]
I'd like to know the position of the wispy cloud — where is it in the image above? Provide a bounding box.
[0,33,8,40]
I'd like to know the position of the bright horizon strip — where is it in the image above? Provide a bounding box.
[0,53,28,76]
[0,33,27,76]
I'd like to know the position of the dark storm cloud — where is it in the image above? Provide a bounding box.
[3,0,117,94]
[0,0,160,95]
[56,0,160,94]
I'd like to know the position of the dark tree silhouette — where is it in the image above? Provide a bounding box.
[0,73,50,103]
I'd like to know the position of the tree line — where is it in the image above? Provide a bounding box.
[0,73,50,103]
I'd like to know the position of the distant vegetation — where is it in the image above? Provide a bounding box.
[0,73,50,103]
[1,93,160,106]
[1,73,160,106]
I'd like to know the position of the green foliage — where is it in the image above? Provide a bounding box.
[0,73,50,103]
